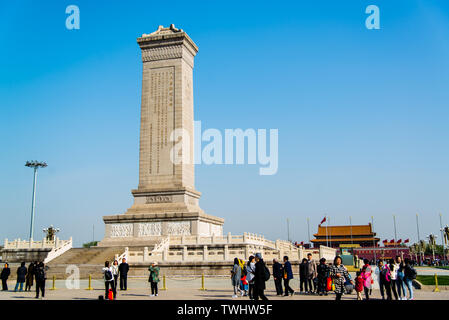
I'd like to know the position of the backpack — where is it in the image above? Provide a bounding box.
[36,266,45,281]
[263,264,270,281]
[408,266,417,280]
[104,269,113,281]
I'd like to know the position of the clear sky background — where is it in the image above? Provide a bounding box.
[1,1,448,247]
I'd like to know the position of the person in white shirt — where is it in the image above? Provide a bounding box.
[111,260,119,290]
[102,261,116,300]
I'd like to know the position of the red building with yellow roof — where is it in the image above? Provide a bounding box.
[311,223,380,248]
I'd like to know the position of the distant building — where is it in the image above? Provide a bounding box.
[311,223,380,248]
[352,246,411,262]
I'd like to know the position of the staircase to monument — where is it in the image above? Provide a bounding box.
[47,247,126,279]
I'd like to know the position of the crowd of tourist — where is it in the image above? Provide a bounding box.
[229,253,418,300]
[0,253,418,301]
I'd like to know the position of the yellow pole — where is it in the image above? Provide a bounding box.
[161,274,167,290]
[433,273,440,292]
[50,275,56,290]
[85,274,93,290]
[199,274,206,291]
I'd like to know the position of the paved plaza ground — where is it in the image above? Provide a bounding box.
[0,271,448,300]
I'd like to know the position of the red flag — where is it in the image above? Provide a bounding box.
[319,217,326,225]
[382,239,388,244]
[390,239,395,243]
[397,239,402,244]
[404,239,409,243]
[300,241,304,245]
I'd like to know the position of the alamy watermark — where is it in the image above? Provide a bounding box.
[170,121,278,176]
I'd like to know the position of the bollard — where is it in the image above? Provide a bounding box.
[161,274,167,290]
[50,275,56,290]
[85,274,93,290]
[199,273,206,291]
[433,273,440,292]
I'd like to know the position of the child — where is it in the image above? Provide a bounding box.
[355,271,364,300]
[240,273,248,296]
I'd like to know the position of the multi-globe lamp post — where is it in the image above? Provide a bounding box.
[25,160,47,240]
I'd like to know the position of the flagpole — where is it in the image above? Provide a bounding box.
[350,216,353,245]
[416,214,422,265]
[393,214,398,255]
[329,216,332,248]
[325,215,328,247]
[371,216,377,263]
[307,217,311,244]
[439,213,445,263]
[287,218,290,242]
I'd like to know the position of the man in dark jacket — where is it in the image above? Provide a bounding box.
[1,263,10,291]
[272,258,283,296]
[34,261,48,299]
[118,258,129,290]
[14,262,27,292]
[283,256,295,296]
[299,258,309,293]
[253,253,268,300]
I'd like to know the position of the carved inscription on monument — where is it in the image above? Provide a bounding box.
[167,221,191,235]
[138,222,162,236]
[110,223,133,238]
[145,195,173,203]
[147,67,175,176]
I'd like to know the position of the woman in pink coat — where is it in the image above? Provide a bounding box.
[361,259,373,300]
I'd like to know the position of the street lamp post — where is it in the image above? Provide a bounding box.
[393,214,398,255]
[25,160,47,240]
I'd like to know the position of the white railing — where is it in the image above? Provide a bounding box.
[115,247,129,263]
[151,237,170,254]
[4,237,69,250]
[43,237,73,263]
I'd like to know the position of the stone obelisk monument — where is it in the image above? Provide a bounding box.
[100,25,224,246]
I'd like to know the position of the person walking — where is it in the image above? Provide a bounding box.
[355,271,364,300]
[330,256,353,301]
[246,256,256,299]
[118,258,129,291]
[25,262,35,291]
[148,261,160,297]
[14,262,27,292]
[306,253,317,294]
[316,258,329,296]
[34,261,48,299]
[231,257,242,298]
[272,258,283,296]
[361,259,373,300]
[282,256,294,296]
[1,263,10,291]
[102,261,116,300]
[403,258,416,300]
[299,258,309,294]
[394,255,407,300]
[253,253,268,300]
[111,260,119,291]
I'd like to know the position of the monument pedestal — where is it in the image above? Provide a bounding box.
[99,25,224,247]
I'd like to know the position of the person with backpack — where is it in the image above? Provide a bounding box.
[253,253,269,300]
[377,260,392,300]
[282,256,294,297]
[246,256,256,299]
[272,258,283,296]
[102,261,116,300]
[34,261,48,299]
[14,262,27,292]
[403,258,416,300]
[316,258,329,296]
[231,257,242,298]
[148,261,160,297]
[1,263,10,291]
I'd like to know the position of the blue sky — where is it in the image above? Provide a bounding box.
[1,1,448,246]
